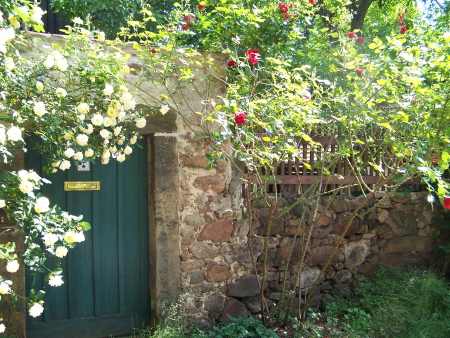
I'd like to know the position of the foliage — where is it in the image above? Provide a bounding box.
[118,0,450,325]
[325,268,450,337]
[0,0,147,332]
[50,0,143,39]
[198,316,278,338]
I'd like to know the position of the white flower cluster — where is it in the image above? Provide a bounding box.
[43,50,68,71]
[17,170,40,195]
[48,84,145,168]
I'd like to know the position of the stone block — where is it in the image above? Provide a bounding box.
[199,219,234,242]
[331,212,360,237]
[381,236,433,254]
[227,275,265,298]
[333,269,352,283]
[204,292,225,313]
[205,261,231,282]
[193,175,226,193]
[305,246,339,266]
[219,298,249,321]
[190,243,218,259]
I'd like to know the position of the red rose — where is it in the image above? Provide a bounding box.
[181,24,187,31]
[289,4,294,7]
[357,37,365,43]
[347,31,357,38]
[197,4,206,9]
[310,0,316,4]
[279,4,288,13]
[245,49,261,65]
[227,60,237,67]
[355,68,364,74]
[444,197,450,209]
[234,112,247,126]
[151,49,157,53]
[183,14,195,22]
[186,23,194,28]
[400,26,407,34]
[294,13,299,17]
[285,13,291,19]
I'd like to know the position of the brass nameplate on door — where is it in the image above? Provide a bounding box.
[64,181,100,191]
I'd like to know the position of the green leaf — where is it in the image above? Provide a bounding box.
[79,222,91,231]
[392,173,405,183]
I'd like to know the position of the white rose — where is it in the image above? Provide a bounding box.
[4,57,14,71]
[109,146,117,153]
[120,92,133,104]
[103,84,114,96]
[19,181,34,194]
[48,275,64,287]
[59,160,71,171]
[123,100,136,111]
[124,146,133,155]
[80,123,94,135]
[100,129,110,139]
[36,81,44,92]
[63,133,72,141]
[103,117,113,127]
[160,104,170,115]
[73,152,83,161]
[55,88,67,97]
[0,323,5,333]
[55,246,68,258]
[73,17,83,24]
[28,171,41,182]
[77,103,89,114]
[129,135,137,144]
[101,149,110,164]
[117,136,125,145]
[51,50,63,60]
[64,148,75,158]
[135,117,146,128]
[119,85,128,93]
[111,127,121,138]
[17,170,29,181]
[84,149,94,158]
[34,197,50,213]
[73,232,85,243]
[6,126,22,142]
[116,153,126,162]
[76,134,88,146]
[91,114,103,126]
[55,58,68,71]
[33,102,48,117]
[6,260,19,273]
[63,231,76,244]
[0,199,5,208]
[43,55,55,68]
[28,303,44,318]
[0,280,12,294]
[31,7,44,25]
[43,233,59,246]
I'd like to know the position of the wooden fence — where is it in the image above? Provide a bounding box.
[243,136,424,195]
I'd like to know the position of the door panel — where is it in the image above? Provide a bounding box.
[25,138,150,337]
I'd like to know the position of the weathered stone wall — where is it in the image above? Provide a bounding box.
[178,188,439,324]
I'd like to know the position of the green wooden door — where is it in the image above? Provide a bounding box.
[25,138,150,338]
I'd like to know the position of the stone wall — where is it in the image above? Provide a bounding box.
[178,188,439,324]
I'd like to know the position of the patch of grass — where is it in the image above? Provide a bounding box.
[324,268,450,337]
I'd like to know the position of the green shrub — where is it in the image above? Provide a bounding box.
[325,268,450,337]
[198,316,278,338]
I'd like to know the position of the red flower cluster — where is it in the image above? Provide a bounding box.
[400,26,407,34]
[197,4,206,10]
[347,31,357,38]
[234,112,247,126]
[227,60,237,67]
[355,68,364,74]
[279,3,289,13]
[444,197,450,210]
[245,49,261,65]
[183,14,195,22]
[310,0,316,4]
[151,49,157,54]
[357,37,365,43]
